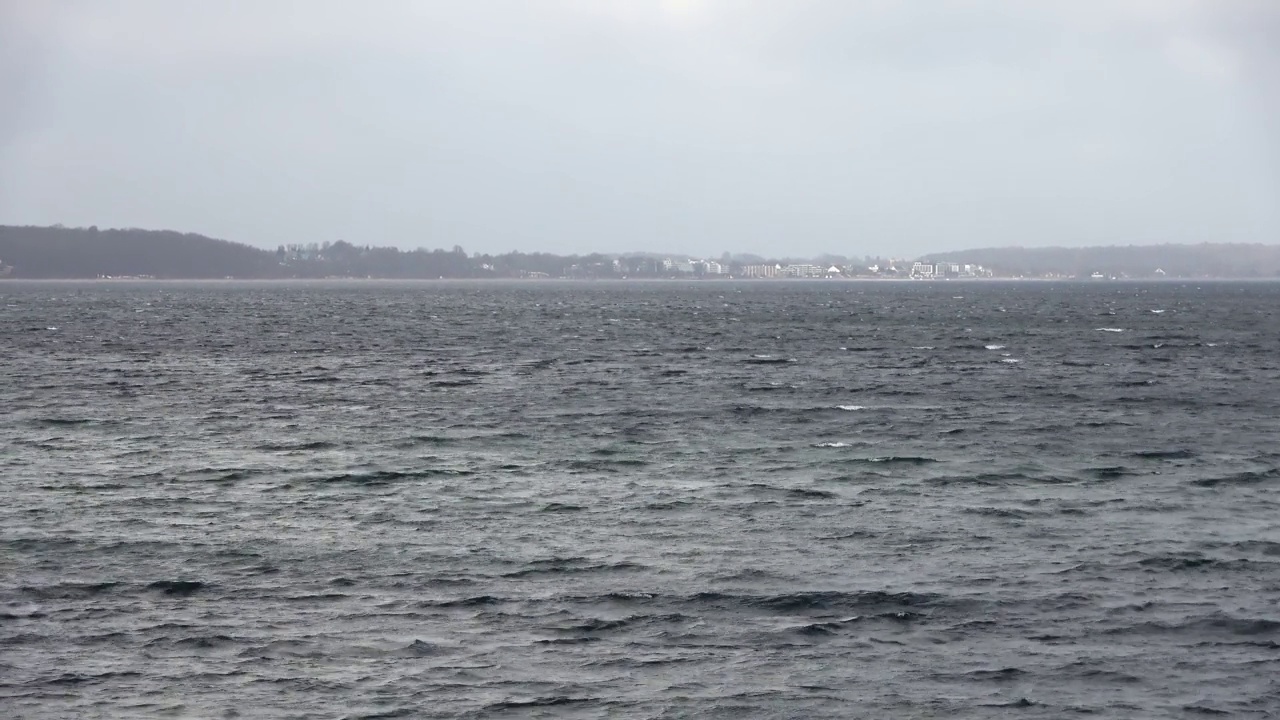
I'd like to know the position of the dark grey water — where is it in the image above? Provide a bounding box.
[3,280,1279,719]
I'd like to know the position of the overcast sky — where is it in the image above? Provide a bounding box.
[2,1,1277,258]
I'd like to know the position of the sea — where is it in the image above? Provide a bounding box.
[2,280,1278,719]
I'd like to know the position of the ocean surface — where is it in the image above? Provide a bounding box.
[3,280,1279,719]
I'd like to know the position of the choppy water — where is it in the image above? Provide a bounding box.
[3,280,1279,719]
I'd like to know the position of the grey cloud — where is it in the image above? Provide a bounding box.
[1,1,1276,258]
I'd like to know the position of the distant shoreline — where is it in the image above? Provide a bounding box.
[3,276,1275,284]
[5,225,1279,280]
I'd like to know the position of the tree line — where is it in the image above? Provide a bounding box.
[921,243,1280,279]
[0,226,878,279]
[4,225,1276,279]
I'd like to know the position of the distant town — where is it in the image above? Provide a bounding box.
[512,254,996,280]
[2,225,1278,280]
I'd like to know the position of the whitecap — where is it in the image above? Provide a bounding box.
[836,405,867,411]
[984,344,1005,350]
[1096,328,1125,332]
[813,442,853,448]
[1001,358,1021,363]
[1150,309,1165,314]
[911,346,935,350]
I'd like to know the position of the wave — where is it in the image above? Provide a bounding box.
[560,617,631,633]
[686,590,947,614]
[483,697,598,712]
[730,405,792,416]
[744,355,797,364]
[170,634,239,650]
[743,383,792,392]
[926,472,1034,486]
[1136,554,1271,572]
[254,440,337,452]
[202,469,268,483]
[37,671,144,686]
[962,667,1027,681]
[540,503,585,512]
[312,468,473,485]
[391,434,457,448]
[501,561,647,579]
[742,484,840,500]
[791,617,864,636]
[18,581,121,600]
[962,506,1035,519]
[421,595,505,608]
[1054,661,1142,684]
[389,639,450,657]
[281,593,350,603]
[1129,449,1196,460]
[29,417,110,428]
[146,580,205,596]
[1192,469,1280,487]
[451,367,492,377]
[1112,613,1280,638]
[981,698,1038,708]
[342,707,420,719]
[643,500,694,511]
[1085,466,1140,479]
[566,458,648,472]
[1181,705,1231,716]
[844,456,939,465]
[414,589,954,618]
[1224,540,1280,556]
[236,639,321,660]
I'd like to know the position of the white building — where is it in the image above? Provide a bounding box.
[782,264,824,278]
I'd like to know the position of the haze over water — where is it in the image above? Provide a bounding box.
[3,280,1279,718]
